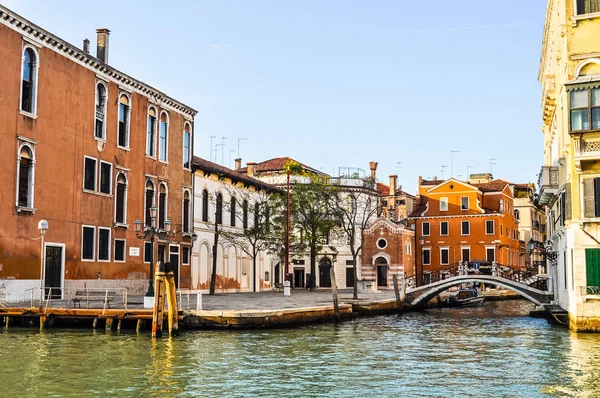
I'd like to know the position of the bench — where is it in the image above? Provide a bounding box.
[71,290,115,308]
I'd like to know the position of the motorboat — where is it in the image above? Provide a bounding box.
[444,288,485,307]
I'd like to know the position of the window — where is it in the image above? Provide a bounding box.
[183,190,191,233]
[499,199,504,213]
[462,248,470,262]
[440,248,449,265]
[202,189,209,222]
[114,239,126,262]
[147,107,157,157]
[145,180,155,227]
[84,157,97,191]
[183,123,191,168]
[514,209,520,221]
[95,82,107,139]
[230,197,236,227]
[99,161,112,194]
[182,247,190,265]
[382,200,388,207]
[422,222,430,236]
[377,238,387,249]
[98,228,111,261]
[159,112,169,161]
[461,221,470,235]
[576,0,600,15]
[144,242,152,263]
[423,248,431,265]
[440,221,449,236]
[216,193,223,224]
[17,144,35,209]
[243,200,248,229]
[583,178,600,218]
[324,230,330,244]
[115,172,127,224]
[506,227,510,238]
[486,247,495,262]
[406,243,411,255]
[118,94,130,148]
[440,197,448,211]
[486,220,494,235]
[21,47,38,114]
[82,226,95,261]
[461,196,469,210]
[500,225,504,236]
[158,183,167,229]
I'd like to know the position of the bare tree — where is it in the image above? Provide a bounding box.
[329,183,379,299]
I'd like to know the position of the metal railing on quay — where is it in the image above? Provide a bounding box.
[22,287,129,314]
[176,289,203,311]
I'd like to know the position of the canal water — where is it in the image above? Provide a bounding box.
[2,300,600,397]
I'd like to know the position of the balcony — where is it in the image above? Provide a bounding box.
[573,135,600,173]
[538,166,559,205]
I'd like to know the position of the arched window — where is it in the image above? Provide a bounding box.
[145,180,155,227]
[159,112,169,161]
[216,193,223,225]
[17,145,35,208]
[95,82,107,139]
[202,189,209,222]
[183,123,191,168]
[159,183,168,229]
[230,196,236,227]
[115,172,127,224]
[147,107,157,157]
[21,47,38,114]
[118,94,130,148]
[243,200,248,229]
[183,190,191,233]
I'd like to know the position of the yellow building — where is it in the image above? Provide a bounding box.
[539,0,600,331]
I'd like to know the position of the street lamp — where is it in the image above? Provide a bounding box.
[134,207,171,299]
[37,220,48,304]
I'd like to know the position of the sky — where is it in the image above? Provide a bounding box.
[3,0,547,193]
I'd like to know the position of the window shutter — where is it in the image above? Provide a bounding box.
[565,182,572,221]
[584,179,596,218]
[585,248,600,287]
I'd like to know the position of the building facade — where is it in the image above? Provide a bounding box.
[539,0,600,331]
[513,183,546,274]
[191,157,278,293]
[0,5,196,301]
[408,176,522,285]
[377,175,416,222]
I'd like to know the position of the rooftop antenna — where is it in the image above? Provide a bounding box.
[215,144,224,165]
[489,158,497,174]
[237,137,248,159]
[467,165,474,180]
[441,165,447,180]
[229,149,236,169]
[221,137,228,165]
[209,136,216,162]
[450,150,460,178]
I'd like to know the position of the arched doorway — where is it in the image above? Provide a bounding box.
[376,257,388,287]
[319,257,332,288]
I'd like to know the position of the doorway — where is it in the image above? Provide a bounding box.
[319,258,332,288]
[169,245,180,288]
[376,257,388,287]
[293,268,305,288]
[44,244,64,299]
[346,267,355,288]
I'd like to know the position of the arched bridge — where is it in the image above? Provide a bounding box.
[405,274,553,308]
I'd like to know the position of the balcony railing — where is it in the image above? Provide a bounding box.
[580,286,600,299]
[538,166,558,205]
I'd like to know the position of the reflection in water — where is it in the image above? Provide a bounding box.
[0,300,600,397]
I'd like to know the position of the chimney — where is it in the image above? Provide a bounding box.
[96,28,110,63]
[83,38,90,54]
[247,162,256,177]
[398,184,402,193]
[234,158,242,170]
[369,161,378,180]
[389,175,397,193]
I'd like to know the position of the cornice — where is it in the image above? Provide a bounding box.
[0,5,197,118]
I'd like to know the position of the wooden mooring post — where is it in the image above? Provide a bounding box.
[152,271,166,339]
[165,271,179,337]
[330,268,340,322]
[393,274,404,313]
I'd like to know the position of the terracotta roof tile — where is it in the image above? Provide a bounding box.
[192,157,280,192]
[377,182,390,196]
[237,157,325,175]
[473,179,511,192]
[421,179,444,186]
[408,205,427,218]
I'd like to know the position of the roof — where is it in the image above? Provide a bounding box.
[237,157,326,176]
[408,205,427,218]
[377,183,415,198]
[421,179,444,186]
[192,157,280,193]
[473,179,511,192]
[0,5,197,117]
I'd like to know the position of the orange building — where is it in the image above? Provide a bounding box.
[408,175,523,286]
[0,6,196,301]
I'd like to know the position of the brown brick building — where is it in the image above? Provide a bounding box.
[362,217,415,288]
[408,175,523,286]
[0,5,196,301]
[376,175,416,222]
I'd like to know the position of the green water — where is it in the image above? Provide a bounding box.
[1,300,600,397]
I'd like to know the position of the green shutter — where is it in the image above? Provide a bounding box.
[585,248,600,287]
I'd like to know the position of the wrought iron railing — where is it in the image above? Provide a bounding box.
[580,286,600,296]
